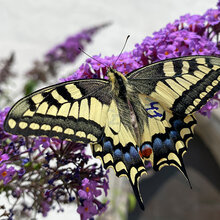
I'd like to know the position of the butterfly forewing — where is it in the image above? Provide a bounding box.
[4,79,112,143]
[127,56,220,117]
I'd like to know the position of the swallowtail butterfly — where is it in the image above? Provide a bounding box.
[4,55,220,210]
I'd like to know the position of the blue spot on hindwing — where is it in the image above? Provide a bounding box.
[103,140,113,153]
[164,138,174,149]
[173,119,184,131]
[130,146,138,157]
[170,130,179,139]
[153,138,163,150]
[114,149,123,159]
[130,146,140,162]
[124,152,132,164]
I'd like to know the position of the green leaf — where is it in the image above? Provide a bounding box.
[33,163,41,170]
[24,80,38,95]
[128,193,136,212]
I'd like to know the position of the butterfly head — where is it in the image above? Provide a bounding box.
[107,67,128,94]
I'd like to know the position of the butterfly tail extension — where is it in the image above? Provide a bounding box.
[127,169,146,210]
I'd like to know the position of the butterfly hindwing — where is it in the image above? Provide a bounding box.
[152,114,196,174]
[91,99,147,210]
[4,79,112,143]
[127,56,220,117]
[137,95,196,181]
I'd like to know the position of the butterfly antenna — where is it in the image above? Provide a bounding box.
[78,47,108,67]
[113,35,130,67]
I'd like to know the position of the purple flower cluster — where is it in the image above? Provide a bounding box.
[62,52,141,82]
[0,149,16,185]
[46,23,110,64]
[0,150,9,162]
[0,106,109,219]
[64,1,220,117]
[24,23,110,85]
[134,29,219,64]
[0,108,18,185]
[0,163,16,184]
[77,177,109,219]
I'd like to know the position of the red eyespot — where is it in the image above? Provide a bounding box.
[142,147,152,157]
[140,144,153,158]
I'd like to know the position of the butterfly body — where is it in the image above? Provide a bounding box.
[4,55,220,210]
[108,68,143,141]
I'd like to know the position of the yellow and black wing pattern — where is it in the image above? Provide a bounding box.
[138,95,196,177]
[4,55,220,210]
[91,99,147,210]
[128,55,220,190]
[128,56,220,117]
[4,79,112,143]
